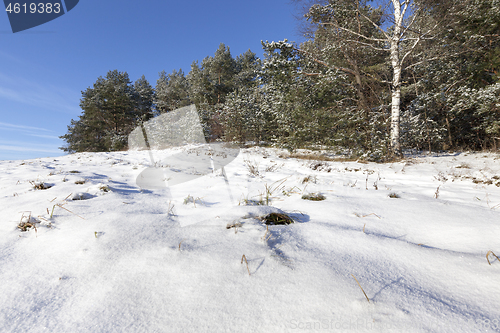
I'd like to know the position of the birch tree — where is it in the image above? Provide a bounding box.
[305,0,438,157]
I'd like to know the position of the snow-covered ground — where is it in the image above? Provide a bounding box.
[1,147,499,332]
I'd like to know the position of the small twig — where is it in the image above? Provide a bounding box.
[361,213,381,219]
[486,251,500,265]
[434,185,440,199]
[56,204,85,220]
[363,224,366,233]
[351,274,370,303]
[63,193,72,201]
[491,203,500,210]
[241,255,251,276]
[168,201,176,217]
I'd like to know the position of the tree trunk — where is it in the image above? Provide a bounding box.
[390,0,403,158]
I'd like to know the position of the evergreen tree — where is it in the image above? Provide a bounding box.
[154,69,191,113]
[405,0,500,150]
[234,49,262,91]
[60,70,146,152]
[134,75,155,121]
[188,43,248,141]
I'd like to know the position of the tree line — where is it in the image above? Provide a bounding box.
[61,0,499,160]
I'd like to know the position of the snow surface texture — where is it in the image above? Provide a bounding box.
[1,148,500,332]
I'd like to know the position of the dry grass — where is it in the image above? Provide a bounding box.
[309,162,332,172]
[282,186,301,197]
[52,201,85,220]
[259,212,294,225]
[99,185,110,192]
[351,274,370,303]
[301,175,317,184]
[354,213,381,219]
[18,211,38,232]
[241,255,251,275]
[289,153,335,161]
[264,163,284,172]
[255,178,287,206]
[244,159,260,177]
[183,195,204,207]
[226,221,243,233]
[29,181,52,190]
[388,192,400,198]
[261,224,270,241]
[434,185,440,199]
[486,250,500,265]
[455,163,471,169]
[168,201,176,217]
[301,193,326,201]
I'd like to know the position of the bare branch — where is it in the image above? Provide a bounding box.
[444,74,474,94]
[296,48,357,76]
[406,51,469,69]
[358,11,390,40]
[401,36,420,65]
[344,39,389,52]
[401,7,420,37]
[301,72,321,76]
[400,0,411,21]
[318,22,387,42]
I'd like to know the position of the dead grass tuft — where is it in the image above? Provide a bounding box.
[99,185,110,192]
[30,181,52,190]
[309,162,332,172]
[301,175,317,184]
[244,159,260,177]
[301,193,326,201]
[183,195,205,207]
[17,211,38,232]
[259,212,294,225]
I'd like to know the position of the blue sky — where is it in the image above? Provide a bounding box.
[0,0,300,161]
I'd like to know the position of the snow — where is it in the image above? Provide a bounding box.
[1,147,499,332]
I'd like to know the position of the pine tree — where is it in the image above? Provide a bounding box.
[154,69,191,114]
[405,0,500,150]
[60,70,145,152]
[134,75,154,121]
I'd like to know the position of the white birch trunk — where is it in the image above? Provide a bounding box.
[390,0,403,156]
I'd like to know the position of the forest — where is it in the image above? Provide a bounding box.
[60,0,500,161]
